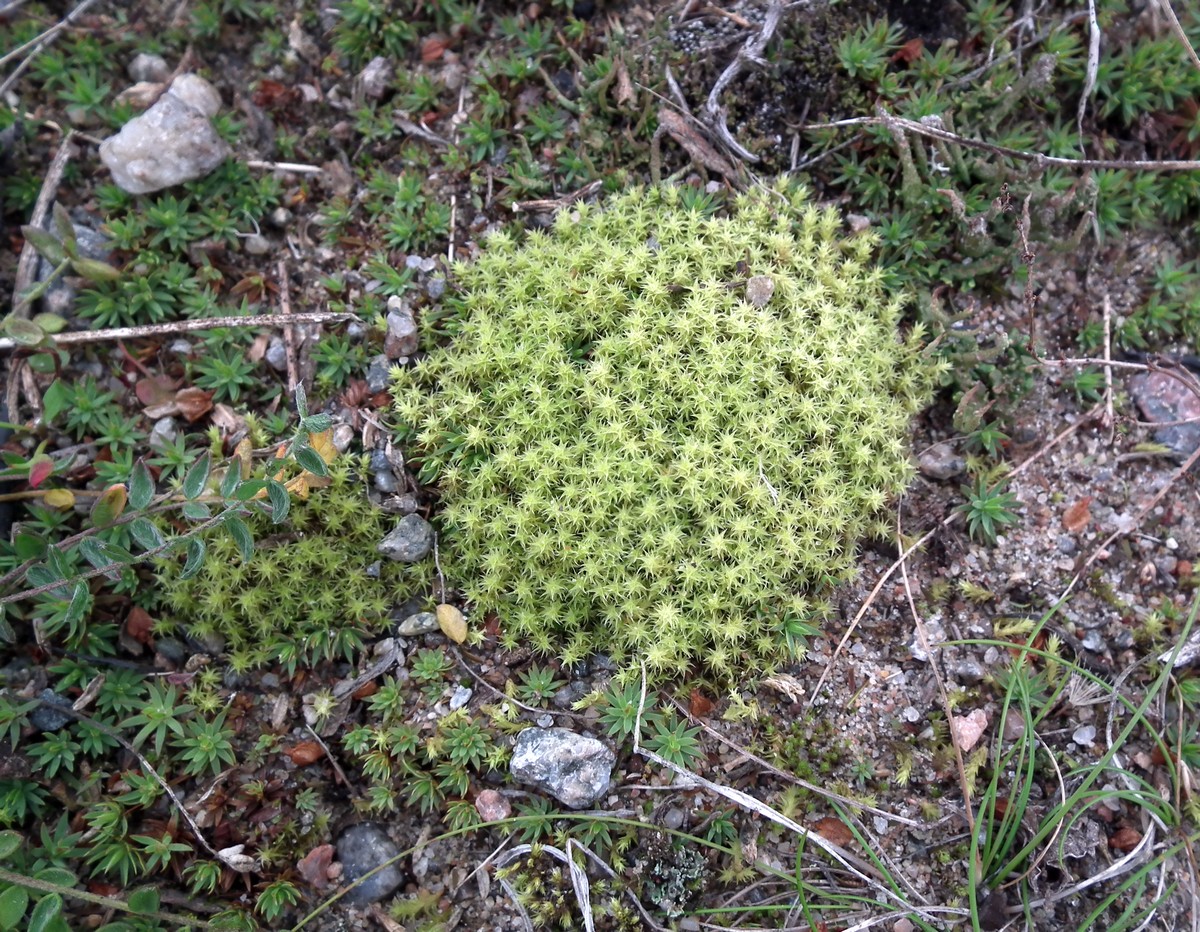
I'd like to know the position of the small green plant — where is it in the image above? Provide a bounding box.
[957,477,1021,545]
[598,680,654,741]
[395,182,939,680]
[643,712,704,769]
[516,665,565,704]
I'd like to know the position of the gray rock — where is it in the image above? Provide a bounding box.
[384,296,418,358]
[337,823,406,906]
[380,493,419,515]
[346,319,368,341]
[1082,630,1105,653]
[365,355,392,394]
[30,689,72,731]
[1072,724,1097,748]
[154,637,187,665]
[946,656,986,685]
[99,74,231,194]
[366,561,381,579]
[168,339,193,355]
[397,611,439,636]
[243,233,271,255]
[358,56,393,99]
[373,471,398,493]
[448,685,473,710]
[36,221,111,317]
[369,449,390,473]
[265,336,288,372]
[426,277,446,301]
[509,727,615,809]
[1130,370,1200,462]
[377,514,434,563]
[662,808,685,831]
[260,672,280,690]
[269,206,292,228]
[149,417,179,452]
[918,442,966,481]
[128,52,170,84]
[1057,535,1077,555]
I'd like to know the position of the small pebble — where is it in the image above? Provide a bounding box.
[397,612,439,636]
[1057,535,1077,555]
[1073,724,1096,747]
[662,808,685,831]
[448,685,473,710]
[873,816,889,834]
[901,706,921,723]
[474,789,511,822]
[426,277,446,300]
[128,52,171,84]
[536,713,554,728]
[260,672,280,690]
[269,206,292,227]
[243,233,271,255]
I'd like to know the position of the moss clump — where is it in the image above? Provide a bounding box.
[395,182,940,680]
[157,456,424,668]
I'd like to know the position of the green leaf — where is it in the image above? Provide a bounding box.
[89,484,128,527]
[295,445,328,477]
[295,382,309,419]
[52,204,76,253]
[26,563,61,589]
[27,893,62,932]
[70,257,122,283]
[266,480,290,524]
[13,533,45,561]
[3,317,46,347]
[180,538,206,580]
[20,226,65,265]
[219,465,240,500]
[224,515,254,561]
[63,581,90,629]
[129,518,166,552]
[231,479,267,502]
[78,538,129,579]
[300,414,332,433]
[126,887,159,915]
[0,884,27,930]
[41,380,70,425]
[183,453,211,500]
[0,830,23,860]
[33,868,76,888]
[30,313,66,335]
[129,461,154,511]
[180,502,211,521]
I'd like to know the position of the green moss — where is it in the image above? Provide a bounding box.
[395,183,941,681]
[157,456,427,667]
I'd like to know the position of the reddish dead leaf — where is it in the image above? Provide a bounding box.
[811,817,855,848]
[892,37,925,64]
[1063,496,1092,534]
[352,680,379,700]
[175,387,214,423]
[285,741,324,766]
[421,34,449,62]
[210,404,246,437]
[125,606,155,646]
[27,455,54,489]
[296,844,335,889]
[252,79,302,111]
[1109,826,1142,852]
[689,688,715,718]
[135,374,181,407]
[87,881,122,897]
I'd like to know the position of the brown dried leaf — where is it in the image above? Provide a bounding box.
[1063,496,1092,533]
[689,688,714,718]
[136,374,181,408]
[1109,826,1142,852]
[285,741,324,766]
[656,108,740,180]
[892,37,925,64]
[421,34,449,62]
[296,844,335,890]
[614,57,635,107]
[811,816,855,848]
[174,387,214,423]
[125,606,155,646]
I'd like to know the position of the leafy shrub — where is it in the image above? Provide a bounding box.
[394,183,941,680]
